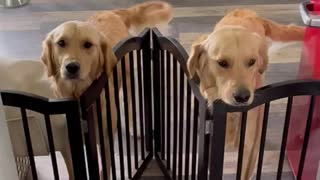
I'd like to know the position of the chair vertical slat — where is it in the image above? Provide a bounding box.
[83,106,100,180]
[121,57,133,179]
[160,49,166,160]
[184,84,192,180]
[256,102,270,180]
[20,108,38,180]
[166,51,172,169]
[198,101,209,180]
[236,112,248,180]
[142,35,153,153]
[297,95,316,179]
[65,102,88,180]
[113,66,125,180]
[209,101,227,180]
[277,97,293,180]
[44,113,59,180]
[137,49,145,160]
[95,98,108,179]
[129,51,139,169]
[191,97,199,180]
[153,48,161,154]
[104,80,117,180]
[203,134,211,180]
[178,67,185,180]
[172,58,178,179]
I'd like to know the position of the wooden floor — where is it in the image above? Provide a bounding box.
[0,0,306,179]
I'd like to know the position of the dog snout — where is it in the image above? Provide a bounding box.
[233,87,250,104]
[64,61,80,79]
[65,62,80,75]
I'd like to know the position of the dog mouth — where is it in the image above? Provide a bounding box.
[63,72,80,80]
[230,101,251,106]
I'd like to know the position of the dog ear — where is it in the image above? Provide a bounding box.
[41,34,56,77]
[100,37,118,78]
[187,43,204,78]
[258,40,268,74]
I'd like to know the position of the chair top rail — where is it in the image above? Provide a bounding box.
[207,79,320,119]
[113,28,149,60]
[0,90,77,114]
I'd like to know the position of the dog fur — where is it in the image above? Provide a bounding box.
[187,9,304,179]
[41,1,172,179]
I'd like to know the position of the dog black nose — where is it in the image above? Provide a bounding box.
[233,88,250,103]
[66,62,80,74]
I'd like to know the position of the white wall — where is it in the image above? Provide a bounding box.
[0,98,19,180]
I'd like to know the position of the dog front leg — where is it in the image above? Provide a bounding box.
[103,136,111,180]
[241,137,260,180]
[241,108,263,180]
[61,145,74,180]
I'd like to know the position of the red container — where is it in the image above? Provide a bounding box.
[287,1,320,179]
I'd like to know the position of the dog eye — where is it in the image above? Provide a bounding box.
[217,60,229,68]
[83,41,92,49]
[248,58,256,67]
[57,40,66,48]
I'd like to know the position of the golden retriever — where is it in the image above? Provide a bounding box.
[187,9,304,179]
[41,1,172,179]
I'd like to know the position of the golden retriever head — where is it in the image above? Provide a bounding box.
[187,27,268,106]
[41,21,116,98]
